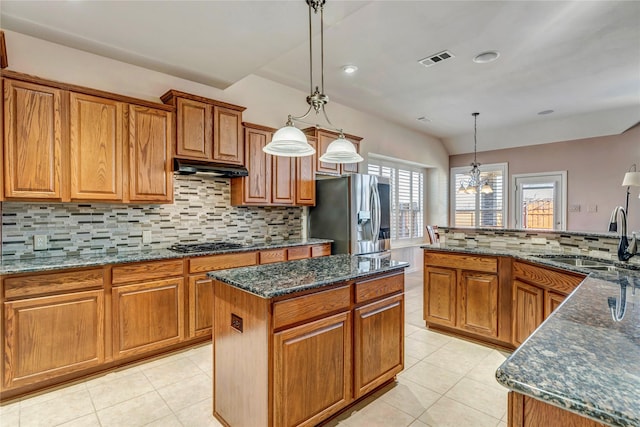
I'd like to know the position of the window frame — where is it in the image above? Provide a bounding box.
[511,171,567,230]
[450,162,508,228]
[368,156,427,245]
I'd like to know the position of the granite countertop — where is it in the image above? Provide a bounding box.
[421,243,640,426]
[208,253,409,298]
[0,238,332,275]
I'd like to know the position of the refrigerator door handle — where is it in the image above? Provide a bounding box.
[371,181,381,244]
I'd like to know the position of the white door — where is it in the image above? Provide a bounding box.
[513,172,566,230]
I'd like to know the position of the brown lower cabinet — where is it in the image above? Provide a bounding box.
[423,251,512,348]
[508,392,607,427]
[212,270,404,427]
[0,242,331,400]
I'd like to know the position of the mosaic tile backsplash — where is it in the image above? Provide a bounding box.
[1,175,302,260]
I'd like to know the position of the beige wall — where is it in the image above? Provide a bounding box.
[450,125,640,233]
[3,30,449,231]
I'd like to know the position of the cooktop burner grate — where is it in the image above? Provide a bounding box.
[168,242,246,253]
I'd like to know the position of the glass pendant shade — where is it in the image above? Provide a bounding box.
[318,135,364,163]
[480,183,494,194]
[263,125,315,157]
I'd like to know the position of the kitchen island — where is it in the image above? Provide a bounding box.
[421,241,640,427]
[208,253,409,427]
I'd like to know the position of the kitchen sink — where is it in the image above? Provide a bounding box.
[544,257,614,268]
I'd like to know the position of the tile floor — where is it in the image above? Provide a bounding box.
[0,271,511,427]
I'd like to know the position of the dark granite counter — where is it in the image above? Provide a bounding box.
[496,273,640,426]
[0,238,332,275]
[421,243,640,426]
[208,253,409,298]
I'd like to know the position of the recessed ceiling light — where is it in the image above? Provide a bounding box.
[342,65,358,74]
[538,109,555,115]
[473,51,500,64]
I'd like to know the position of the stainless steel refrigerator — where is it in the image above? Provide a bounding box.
[308,174,391,255]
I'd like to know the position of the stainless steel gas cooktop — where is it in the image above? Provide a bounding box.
[168,242,245,253]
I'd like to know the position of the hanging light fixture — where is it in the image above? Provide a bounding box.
[263,0,363,163]
[457,112,493,194]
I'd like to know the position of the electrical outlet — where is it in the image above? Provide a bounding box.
[34,235,48,251]
[142,230,152,244]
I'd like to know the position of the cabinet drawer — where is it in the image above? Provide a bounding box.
[287,246,311,260]
[311,244,331,257]
[513,261,585,294]
[424,252,497,273]
[4,268,104,299]
[189,252,257,273]
[112,260,184,285]
[355,272,404,304]
[259,249,287,264]
[273,285,351,330]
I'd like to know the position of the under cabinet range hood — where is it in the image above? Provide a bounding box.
[173,158,248,177]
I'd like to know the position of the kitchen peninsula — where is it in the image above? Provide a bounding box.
[208,254,409,427]
[422,228,640,427]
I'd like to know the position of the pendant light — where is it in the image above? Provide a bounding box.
[263,0,362,164]
[458,113,493,194]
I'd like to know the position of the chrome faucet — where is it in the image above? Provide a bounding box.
[608,206,638,261]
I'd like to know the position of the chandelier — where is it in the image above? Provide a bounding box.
[262,0,363,163]
[458,112,493,195]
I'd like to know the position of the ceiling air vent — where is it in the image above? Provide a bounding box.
[418,50,455,68]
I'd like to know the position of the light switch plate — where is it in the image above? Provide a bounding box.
[142,230,152,244]
[34,235,48,251]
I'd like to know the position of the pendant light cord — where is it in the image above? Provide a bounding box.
[473,112,479,165]
[308,3,313,96]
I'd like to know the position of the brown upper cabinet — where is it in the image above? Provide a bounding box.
[2,72,174,203]
[160,90,245,166]
[231,122,315,206]
[304,128,362,175]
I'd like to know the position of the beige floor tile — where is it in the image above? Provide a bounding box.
[19,389,94,427]
[142,357,204,389]
[19,381,87,409]
[465,350,509,390]
[88,370,155,410]
[399,361,464,394]
[498,422,507,427]
[444,378,508,420]
[144,413,184,426]
[405,309,427,327]
[404,323,424,336]
[342,399,415,427]
[419,396,501,427]
[423,340,492,375]
[405,336,441,360]
[409,420,429,427]
[97,391,172,427]
[156,373,212,412]
[406,329,452,348]
[187,344,213,375]
[56,413,101,427]
[0,400,20,426]
[175,398,224,427]
[84,365,141,389]
[404,353,421,369]
[377,376,441,418]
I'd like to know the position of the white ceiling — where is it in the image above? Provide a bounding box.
[2,0,639,155]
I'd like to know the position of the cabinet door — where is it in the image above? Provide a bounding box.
[213,106,243,165]
[234,126,271,204]
[295,137,316,205]
[112,278,184,359]
[544,291,565,320]
[340,139,360,174]
[424,266,456,327]
[273,311,352,427]
[69,92,124,201]
[316,130,340,175]
[458,271,499,338]
[128,105,173,203]
[4,290,104,389]
[176,97,212,160]
[354,294,403,398]
[3,79,63,199]
[272,154,295,205]
[512,279,544,346]
[188,275,213,338]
